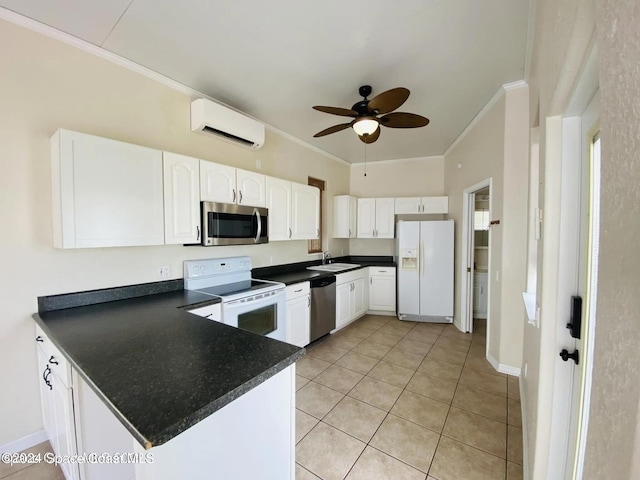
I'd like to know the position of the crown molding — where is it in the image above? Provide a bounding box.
[350,155,444,167]
[444,80,528,157]
[0,7,350,166]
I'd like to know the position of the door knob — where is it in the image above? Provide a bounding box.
[559,349,579,365]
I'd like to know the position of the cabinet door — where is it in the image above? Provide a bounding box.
[236,169,266,207]
[369,276,396,311]
[286,295,310,347]
[348,196,357,238]
[375,198,396,238]
[51,375,79,480]
[356,198,376,238]
[351,278,366,319]
[51,130,164,248]
[266,177,292,241]
[394,197,422,214]
[335,282,352,330]
[421,196,449,214]
[200,160,236,203]
[37,346,56,451]
[333,195,350,238]
[163,152,201,244]
[291,183,320,240]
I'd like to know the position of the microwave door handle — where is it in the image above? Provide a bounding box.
[254,208,262,243]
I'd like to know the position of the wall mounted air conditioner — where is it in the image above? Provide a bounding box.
[190,98,265,150]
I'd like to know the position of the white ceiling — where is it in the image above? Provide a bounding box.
[0,0,529,163]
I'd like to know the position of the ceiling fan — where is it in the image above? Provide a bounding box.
[312,85,430,144]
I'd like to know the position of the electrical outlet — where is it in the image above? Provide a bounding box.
[524,362,528,378]
[269,256,275,265]
[341,249,344,256]
[158,266,170,279]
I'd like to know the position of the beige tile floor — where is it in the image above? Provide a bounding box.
[0,441,63,480]
[296,316,523,480]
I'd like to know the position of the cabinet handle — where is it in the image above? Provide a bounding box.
[370,278,372,285]
[204,313,213,318]
[308,296,311,308]
[36,336,44,343]
[232,189,236,203]
[348,228,351,237]
[42,366,52,390]
[239,190,243,204]
[196,225,200,241]
[294,289,303,293]
[316,228,320,238]
[480,286,483,295]
[49,356,59,365]
[289,228,292,239]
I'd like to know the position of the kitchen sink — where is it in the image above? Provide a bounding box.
[307,263,361,273]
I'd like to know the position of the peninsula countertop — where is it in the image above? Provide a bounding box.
[34,281,304,449]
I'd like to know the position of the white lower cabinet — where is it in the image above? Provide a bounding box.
[368,267,396,312]
[335,269,367,330]
[473,272,488,319]
[285,283,310,347]
[35,326,79,480]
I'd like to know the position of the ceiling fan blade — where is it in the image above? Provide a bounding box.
[367,87,410,114]
[313,123,352,137]
[313,106,358,117]
[359,127,380,144]
[379,112,430,128]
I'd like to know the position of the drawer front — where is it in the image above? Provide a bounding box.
[369,267,396,277]
[286,282,310,300]
[335,268,365,285]
[35,324,72,388]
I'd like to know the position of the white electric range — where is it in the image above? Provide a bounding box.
[184,256,286,341]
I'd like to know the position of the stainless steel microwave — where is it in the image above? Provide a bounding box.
[200,202,268,246]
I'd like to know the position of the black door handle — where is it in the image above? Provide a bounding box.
[559,349,579,365]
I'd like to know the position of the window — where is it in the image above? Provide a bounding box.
[308,177,325,254]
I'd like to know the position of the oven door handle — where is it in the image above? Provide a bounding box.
[254,208,262,243]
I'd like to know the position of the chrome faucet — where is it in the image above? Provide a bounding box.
[322,251,333,265]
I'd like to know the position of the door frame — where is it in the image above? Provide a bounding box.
[546,44,599,479]
[460,177,492,335]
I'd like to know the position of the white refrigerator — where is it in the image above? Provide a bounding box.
[395,220,454,322]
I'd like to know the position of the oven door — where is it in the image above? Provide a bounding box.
[202,202,268,246]
[222,289,286,341]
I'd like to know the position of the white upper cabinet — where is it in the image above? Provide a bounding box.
[394,197,422,214]
[291,183,320,239]
[333,195,357,238]
[236,168,266,207]
[51,129,164,249]
[266,176,292,241]
[200,161,236,204]
[163,152,201,244]
[357,197,395,239]
[421,196,448,213]
[395,196,449,214]
[200,161,265,207]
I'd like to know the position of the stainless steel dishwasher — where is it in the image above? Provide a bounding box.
[309,276,336,342]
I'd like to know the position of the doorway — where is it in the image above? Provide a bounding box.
[460,178,492,336]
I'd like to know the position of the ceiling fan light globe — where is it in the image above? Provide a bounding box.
[353,118,379,136]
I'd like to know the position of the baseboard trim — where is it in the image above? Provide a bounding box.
[365,310,396,316]
[520,374,530,480]
[486,353,522,377]
[0,430,47,454]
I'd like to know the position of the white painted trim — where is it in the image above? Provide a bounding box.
[487,353,521,377]
[0,430,48,454]
[365,310,396,316]
[520,375,531,480]
[503,80,529,91]
[350,155,444,167]
[0,7,350,167]
[460,178,492,335]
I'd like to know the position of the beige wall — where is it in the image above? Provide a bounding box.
[0,19,350,446]
[524,0,640,478]
[348,156,445,257]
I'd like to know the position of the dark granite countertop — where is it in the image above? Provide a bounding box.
[34,282,304,449]
[253,255,396,285]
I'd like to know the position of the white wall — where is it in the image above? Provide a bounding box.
[0,19,349,446]
[524,0,640,478]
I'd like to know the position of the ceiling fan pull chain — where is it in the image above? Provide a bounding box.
[364,142,367,177]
